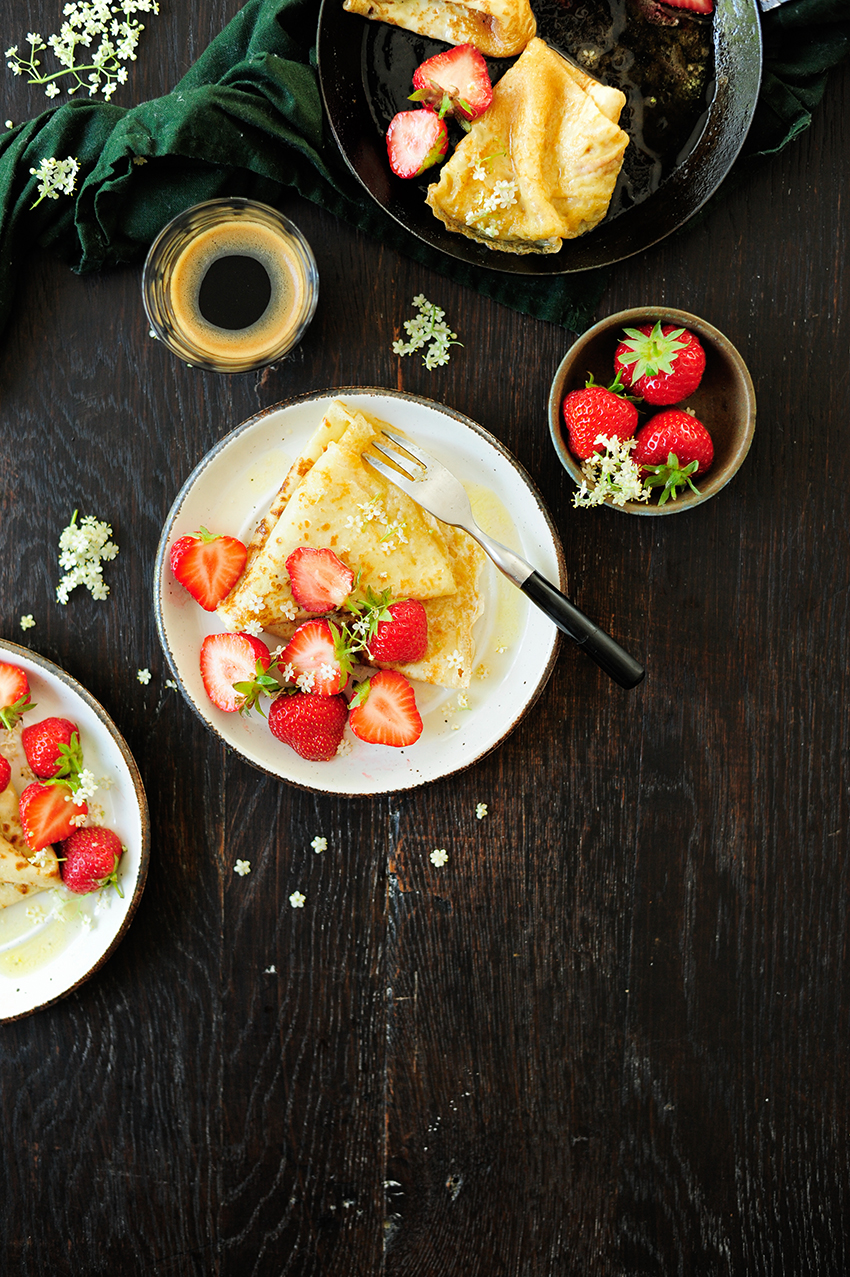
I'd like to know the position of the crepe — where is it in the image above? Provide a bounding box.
[342,0,536,58]
[218,400,486,688]
[376,525,485,689]
[0,781,61,907]
[426,38,629,254]
[219,401,459,636]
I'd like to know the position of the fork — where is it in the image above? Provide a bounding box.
[365,429,645,689]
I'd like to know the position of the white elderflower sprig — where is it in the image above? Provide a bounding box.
[6,3,160,102]
[56,510,119,603]
[572,435,652,509]
[392,295,461,371]
[29,155,79,208]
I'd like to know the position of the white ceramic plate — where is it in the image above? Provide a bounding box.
[0,641,149,1022]
[154,389,565,796]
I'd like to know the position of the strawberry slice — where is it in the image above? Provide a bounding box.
[199,632,274,713]
[366,600,428,664]
[0,661,34,730]
[348,670,423,748]
[268,691,349,762]
[19,781,86,851]
[170,527,248,612]
[285,547,354,613]
[281,620,350,696]
[386,109,449,179]
[0,755,11,792]
[411,44,493,124]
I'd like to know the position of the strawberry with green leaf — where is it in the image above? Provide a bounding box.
[633,408,714,504]
[614,321,706,405]
[562,372,639,461]
[410,44,493,127]
[0,661,34,730]
[22,716,81,779]
[199,632,276,714]
[170,527,248,611]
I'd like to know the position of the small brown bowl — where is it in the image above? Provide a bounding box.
[548,307,757,515]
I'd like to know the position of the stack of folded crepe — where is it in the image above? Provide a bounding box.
[426,37,630,254]
[217,400,486,689]
[0,780,61,910]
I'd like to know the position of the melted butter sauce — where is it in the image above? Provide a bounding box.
[0,893,85,977]
[467,482,527,654]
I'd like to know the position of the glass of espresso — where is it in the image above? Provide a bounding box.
[143,198,319,373]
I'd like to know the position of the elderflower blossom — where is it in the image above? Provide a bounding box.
[289,890,306,908]
[430,848,449,867]
[6,3,160,102]
[392,295,461,371]
[572,435,651,509]
[476,802,488,819]
[19,614,35,631]
[234,859,251,877]
[29,155,79,208]
[311,836,327,853]
[56,511,118,603]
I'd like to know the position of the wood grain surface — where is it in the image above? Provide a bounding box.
[1,2,848,1274]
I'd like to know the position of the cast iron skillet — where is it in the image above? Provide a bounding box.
[317,0,762,275]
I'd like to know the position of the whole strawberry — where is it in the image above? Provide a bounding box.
[268,692,348,762]
[21,717,80,779]
[562,374,639,460]
[633,408,714,504]
[61,825,124,895]
[366,600,428,664]
[614,321,706,405]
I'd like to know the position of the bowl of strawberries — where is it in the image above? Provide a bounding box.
[548,307,756,515]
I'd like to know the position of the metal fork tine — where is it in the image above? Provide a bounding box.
[378,428,433,470]
[363,451,416,493]
[368,437,420,480]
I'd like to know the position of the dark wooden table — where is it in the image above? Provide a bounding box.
[2,2,848,1273]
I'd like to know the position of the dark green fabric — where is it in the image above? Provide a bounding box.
[0,0,847,342]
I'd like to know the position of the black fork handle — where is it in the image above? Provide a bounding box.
[522,572,645,689]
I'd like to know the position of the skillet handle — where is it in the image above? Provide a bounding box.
[522,571,645,690]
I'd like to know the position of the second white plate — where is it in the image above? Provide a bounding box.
[154,388,565,796]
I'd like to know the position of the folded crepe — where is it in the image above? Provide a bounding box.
[218,400,485,688]
[0,781,61,907]
[342,0,536,59]
[426,37,629,254]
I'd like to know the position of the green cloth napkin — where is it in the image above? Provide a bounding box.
[0,0,847,343]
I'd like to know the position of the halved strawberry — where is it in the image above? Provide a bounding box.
[19,781,86,851]
[348,670,423,748]
[22,717,80,779]
[411,44,493,124]
[366,600,428,664]
[0,755,10,792]
[0,661,34,730]
[285,547,354,613]
[199,632,274,714]
[170,527,248,612]
[280,620,350,696]
[268,692,349,762]
[386,109,449,179]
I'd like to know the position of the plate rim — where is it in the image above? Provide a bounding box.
[154,386,566,797]
[0,638,151,1023]
[317,0,763,275]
